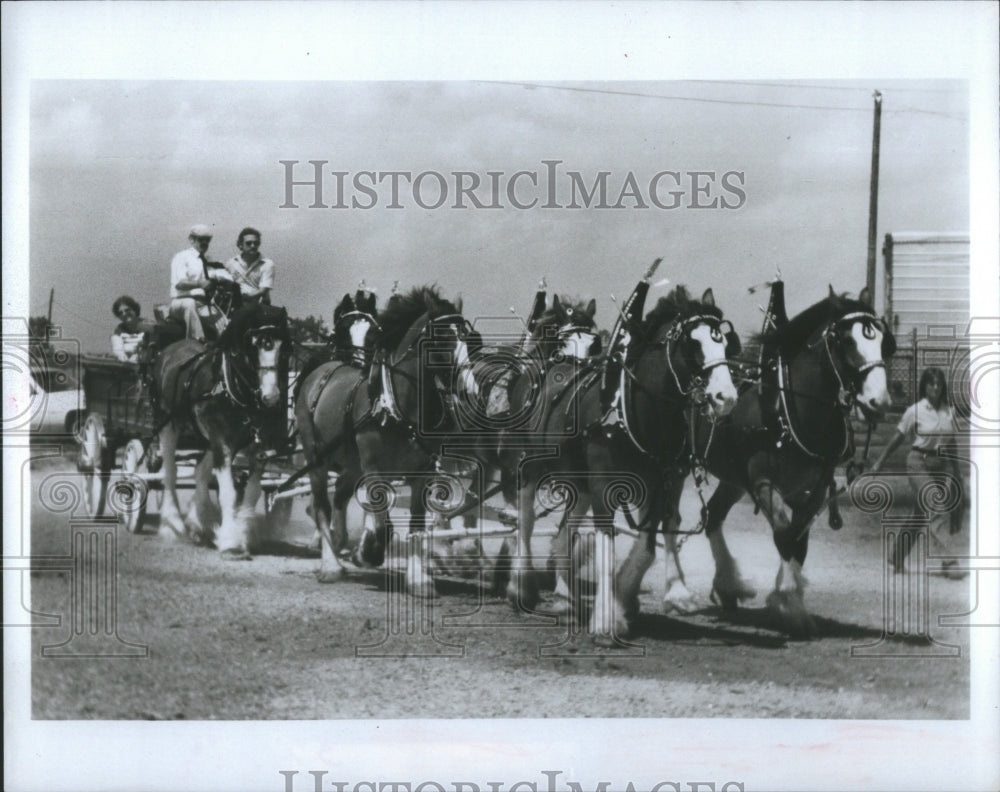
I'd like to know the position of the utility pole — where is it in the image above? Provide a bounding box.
[866,90,883,304]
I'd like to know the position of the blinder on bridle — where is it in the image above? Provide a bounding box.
[830,311,895,363]
[336,310,381,335]
[711,319,741,359]
[669,315,739,368]
[822,311,895,400]
[554,320,600,356]
[664,314,737,398]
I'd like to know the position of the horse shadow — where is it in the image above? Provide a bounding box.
[639,603,946,649]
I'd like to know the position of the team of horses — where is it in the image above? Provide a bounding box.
[142,270,896,641]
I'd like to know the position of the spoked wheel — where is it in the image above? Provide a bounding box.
[78,413,108,518]
[120,438,149,533]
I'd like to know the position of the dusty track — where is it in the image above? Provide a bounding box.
[28,456,969,719]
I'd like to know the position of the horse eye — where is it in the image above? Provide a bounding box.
[710,327,723,343]
[862,322,876,340]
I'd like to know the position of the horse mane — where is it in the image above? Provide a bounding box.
[758,291,870,355]
[218,303,289,349]
[376,285,461,351]
[641,285,722,337]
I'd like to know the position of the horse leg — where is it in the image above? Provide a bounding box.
[184,452,217,546]
[507,478,540,611]
[549,489,591,615]
[756,481,815,637]
[405,477,435,599]
[705,480,757,610]
[241,451,265,552]
[827,474,844,530]
[214,442,251,560]
[157,422,187,541]
[310,466,342,582]
[660,471,707,614]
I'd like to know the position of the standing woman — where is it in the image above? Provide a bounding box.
[871,367,965,576]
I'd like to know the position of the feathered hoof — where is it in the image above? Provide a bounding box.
[662,582,705,614]
[546,594,573,616]
[765,590,816,639]
[158,523,187,543]
[220,547,252,561]
[828,510,844,530]
[316,567,346,584]
[506,574,540,613]
[625,596,641,622]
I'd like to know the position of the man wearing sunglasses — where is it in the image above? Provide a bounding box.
[168,223,233,340]
[223,226,275,305]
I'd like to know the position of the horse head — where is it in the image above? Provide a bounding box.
[523,295,601,362]
[218,303,290,409]
[333,291,380,366]
[642,286,740,417]
[824,285,895,416]
[376,285,479,423]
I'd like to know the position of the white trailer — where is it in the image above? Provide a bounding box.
[883,231,969,339]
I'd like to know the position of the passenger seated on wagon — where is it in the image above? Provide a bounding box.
[168,223,235,341]
[223,227,275,306]
[110,295,154,363]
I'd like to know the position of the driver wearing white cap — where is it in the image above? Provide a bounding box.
[168,224,231,340]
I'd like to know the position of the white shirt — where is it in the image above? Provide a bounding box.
[224,254,275,298]
[897,398,956,451]
[170,246,209,299]
[111,327,145,362]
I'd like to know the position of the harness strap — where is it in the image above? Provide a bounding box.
[276,372,368,494]
[776,352,852,463]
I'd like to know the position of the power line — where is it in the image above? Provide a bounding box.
[687,79,962,94]
[481,80,964,119]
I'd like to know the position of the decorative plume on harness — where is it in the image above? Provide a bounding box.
[601,257,663,427]
[750,268,787,394]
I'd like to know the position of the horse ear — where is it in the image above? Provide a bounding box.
[828,284,837,299]
[858,286,873,308]
[552,294,563,311]
[585,298,597,318]
[335,293,352,320]
[701,288,715,307]
[454,296,463,314]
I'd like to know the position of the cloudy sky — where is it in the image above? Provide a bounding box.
[28,77,968,351]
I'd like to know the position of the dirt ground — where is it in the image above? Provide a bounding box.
[27,454,970,720]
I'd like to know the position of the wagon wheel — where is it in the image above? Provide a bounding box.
[144,436,165,513]
[78,413,109,518]
[120,438,149,533]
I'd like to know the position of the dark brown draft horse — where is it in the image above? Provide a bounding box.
[296,286,477,595]
[455,293,601,527]
[661,286,895,636]
[153,303,290,558]
[507,286,741,640]
[293,290,380,581]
